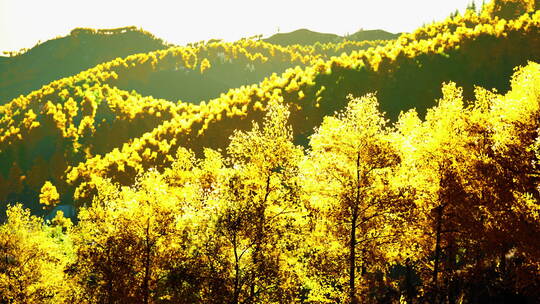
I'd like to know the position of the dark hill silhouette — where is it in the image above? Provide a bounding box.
[264,28,344,46]
[263,28,400,46]
[347,29,401,41]
[0,26,170,104]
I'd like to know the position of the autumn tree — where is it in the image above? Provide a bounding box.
[214,101,304,303]
[392,63,540,302]
[71,170,210,303]
[397,86,463,303]
[39,181,60,210]
[0,204,73,303]
[474,62,540,299]
[485,0,537,19]
[303,94,410,303]
[161,147,234,302]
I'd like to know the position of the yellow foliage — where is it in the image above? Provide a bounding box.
[39,181,60,209]
[0,204,73,303]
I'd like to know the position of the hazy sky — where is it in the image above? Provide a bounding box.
[1,0,475,52]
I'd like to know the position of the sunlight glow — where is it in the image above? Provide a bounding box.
[1,0,474,51]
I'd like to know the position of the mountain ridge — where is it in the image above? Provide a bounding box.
[263,28,400,46]
[0,26,170,104]
[0,26,397,106]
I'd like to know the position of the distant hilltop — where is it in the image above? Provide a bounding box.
[263,28,401,46]
[0,26,170,104]
[70,26,158,37]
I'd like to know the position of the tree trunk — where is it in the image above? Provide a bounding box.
[472,251,482,303]
[349,213,358,304]
[405,259,415,303]
[447,239,457,304]
[106,246,114,304]
[349,152,361,304]
[232,231,240,304]
[107,274,113,304]
[432,204,444,304]
[142,219,151,304]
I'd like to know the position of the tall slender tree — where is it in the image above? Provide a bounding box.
[303,94,409,303]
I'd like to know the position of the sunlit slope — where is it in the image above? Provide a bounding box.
[0,37,390,212]
[0,27,170,104]
[0,82,183,213]
[74,38,389,103]
[2,36,389,105]
[68,10,540,204]
[0,38,389,160]
[0,27,388,107]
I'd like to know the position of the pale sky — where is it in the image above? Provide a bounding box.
[0,0,475,52]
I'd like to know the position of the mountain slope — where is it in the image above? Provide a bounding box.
[263,28,399,46]
[347,29,401,41]
[2,5,540,212]
[67,10,540,205]
[0,26,170,104]
[264,29,343,46]
[0,37,391,214]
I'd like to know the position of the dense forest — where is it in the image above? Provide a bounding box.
[1,0,540,303]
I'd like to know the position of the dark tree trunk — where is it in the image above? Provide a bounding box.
[142,219,151,304]
[106,247,114,304]
[349,152,361,304]
[107,275,113,304]
[447,240,457,304]
[432,204,444,304]
[232,231,240,304]
[249,174,271,303]
[349,213,358,304]
[405,259,415,303]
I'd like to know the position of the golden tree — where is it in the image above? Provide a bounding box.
[0,204,73,303]
[303,94,410,303]
[39,181,60,209]
[215,101,305,303]
[71,171,207,303]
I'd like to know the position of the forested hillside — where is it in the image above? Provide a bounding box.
[1,0,540,303]
[68,8,540,206]
[2,0,540,214]
[0,36,390,214]
[2,60,540,303]
[0,26,170,104]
